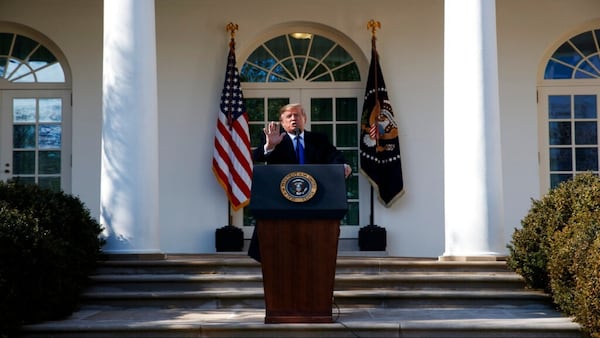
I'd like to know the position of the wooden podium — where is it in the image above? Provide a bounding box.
[250,164,348,324]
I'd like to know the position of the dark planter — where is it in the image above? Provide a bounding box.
[358,224,387,251]
[215,225,244,252]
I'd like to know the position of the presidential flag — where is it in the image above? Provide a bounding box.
[359,39,404,207]
[212,39,253,210]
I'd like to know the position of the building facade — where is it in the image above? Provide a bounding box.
[1,0,599,258]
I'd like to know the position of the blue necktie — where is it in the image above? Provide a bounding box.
[295,136,305,164]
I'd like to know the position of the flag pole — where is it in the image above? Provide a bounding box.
[225,22,238,227]
[367,19,380,227]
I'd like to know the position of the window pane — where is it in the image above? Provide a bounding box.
[544,60,574,79]
[250,125,264,148]
[571,31,596,57]
[574,95,597,118]
[35,63,65,82]
[324,45,352,69]
[13,125,36,148]
[12,177,35,185]
[0,33,13,55]
[342,150,358,173]
[550,174,572,189]
[240,63,266,82]
[12,35,38,60]
[576,62,600,78]
[311,124,332,140]
[550,148,573,171]
[333,63,360,81]
[246,46,275,70]
[548,95,571,119]
[264,35,290,61]
[39,151,61,174]
[243,207,256,227]
[337,98,358,121]
[39,98,62,122]
[29,45,57,67]
[268,98,289,121]
[549,121,571,145]
[0,57,6,77]
[576,148,598,171]
[13,98,36,122]
[289,34,310,56]
[38,125,61,149]
[552,42,582,66]
[309,35,334,60]
[345,175,358,199]
[311,98,332,121]
[336,124,357,147]
[13,151,35,175]
[310,71,332,82]
[307,64,330,82]
[38,177,61,192]
[245,98,264,121]
[574,121,597,145]
[341,201,359,226]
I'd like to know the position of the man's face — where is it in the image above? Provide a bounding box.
[280,107,306,133]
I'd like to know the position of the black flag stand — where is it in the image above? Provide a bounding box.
[358,20,387,252]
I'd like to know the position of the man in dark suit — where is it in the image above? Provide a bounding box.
[248,103,352,262]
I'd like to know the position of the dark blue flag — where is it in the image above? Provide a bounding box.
[359,43,404,207]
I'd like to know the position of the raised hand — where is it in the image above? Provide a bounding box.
[264,121,285,151]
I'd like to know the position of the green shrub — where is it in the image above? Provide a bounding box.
[508,173,600,337]
[507,173,600,291]
[548,210,600,316]
[574,235,600,336]
[0,181,104,336]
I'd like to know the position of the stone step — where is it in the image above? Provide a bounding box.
[80,288,552,309]
[18,255,581,338]
[87,271,525,292]
[95,255,511,275]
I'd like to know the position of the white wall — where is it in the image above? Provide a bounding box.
[496,0,600,246]
[1,0,599,257]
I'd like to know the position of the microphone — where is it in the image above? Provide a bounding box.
[293,126,300,136]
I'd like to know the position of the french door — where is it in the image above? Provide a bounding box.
[240,88,365,239]
[538,86,600,193]
[0,90,71,192]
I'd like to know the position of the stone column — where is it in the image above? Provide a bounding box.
[442,0,505,260]
[101,0,161,255]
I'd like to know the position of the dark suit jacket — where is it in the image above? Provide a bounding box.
[252,130,346,165]
[248,130,346,262]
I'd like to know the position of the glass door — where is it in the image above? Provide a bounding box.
[0,90,71,192]
[538,86,600,193]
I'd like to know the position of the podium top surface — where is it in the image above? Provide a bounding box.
[250,164,348,220]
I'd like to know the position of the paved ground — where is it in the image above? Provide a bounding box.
[25,304,580,332]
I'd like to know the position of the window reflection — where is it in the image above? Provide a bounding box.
[241,33,360,83]
[0,32,66,83]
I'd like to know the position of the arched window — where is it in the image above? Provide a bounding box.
[239,30,366,234]
[0,32,66,83]
[241,33,360,83]
[539,27,600,191]
[0,24,71,192]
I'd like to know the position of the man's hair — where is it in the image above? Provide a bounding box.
[279,103,305,119]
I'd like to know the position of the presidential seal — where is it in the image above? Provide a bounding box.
[280,171,318,203]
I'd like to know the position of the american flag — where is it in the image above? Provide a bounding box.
[212,41,253,210]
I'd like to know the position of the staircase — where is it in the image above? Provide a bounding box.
[21,254,581,338]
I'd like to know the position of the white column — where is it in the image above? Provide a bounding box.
[442,0,505,259]
[101,0,160,254]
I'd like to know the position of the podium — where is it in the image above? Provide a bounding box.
[250,164,348,323]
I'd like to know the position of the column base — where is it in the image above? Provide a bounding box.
[438,255,507,262]
[101,252,166,261]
